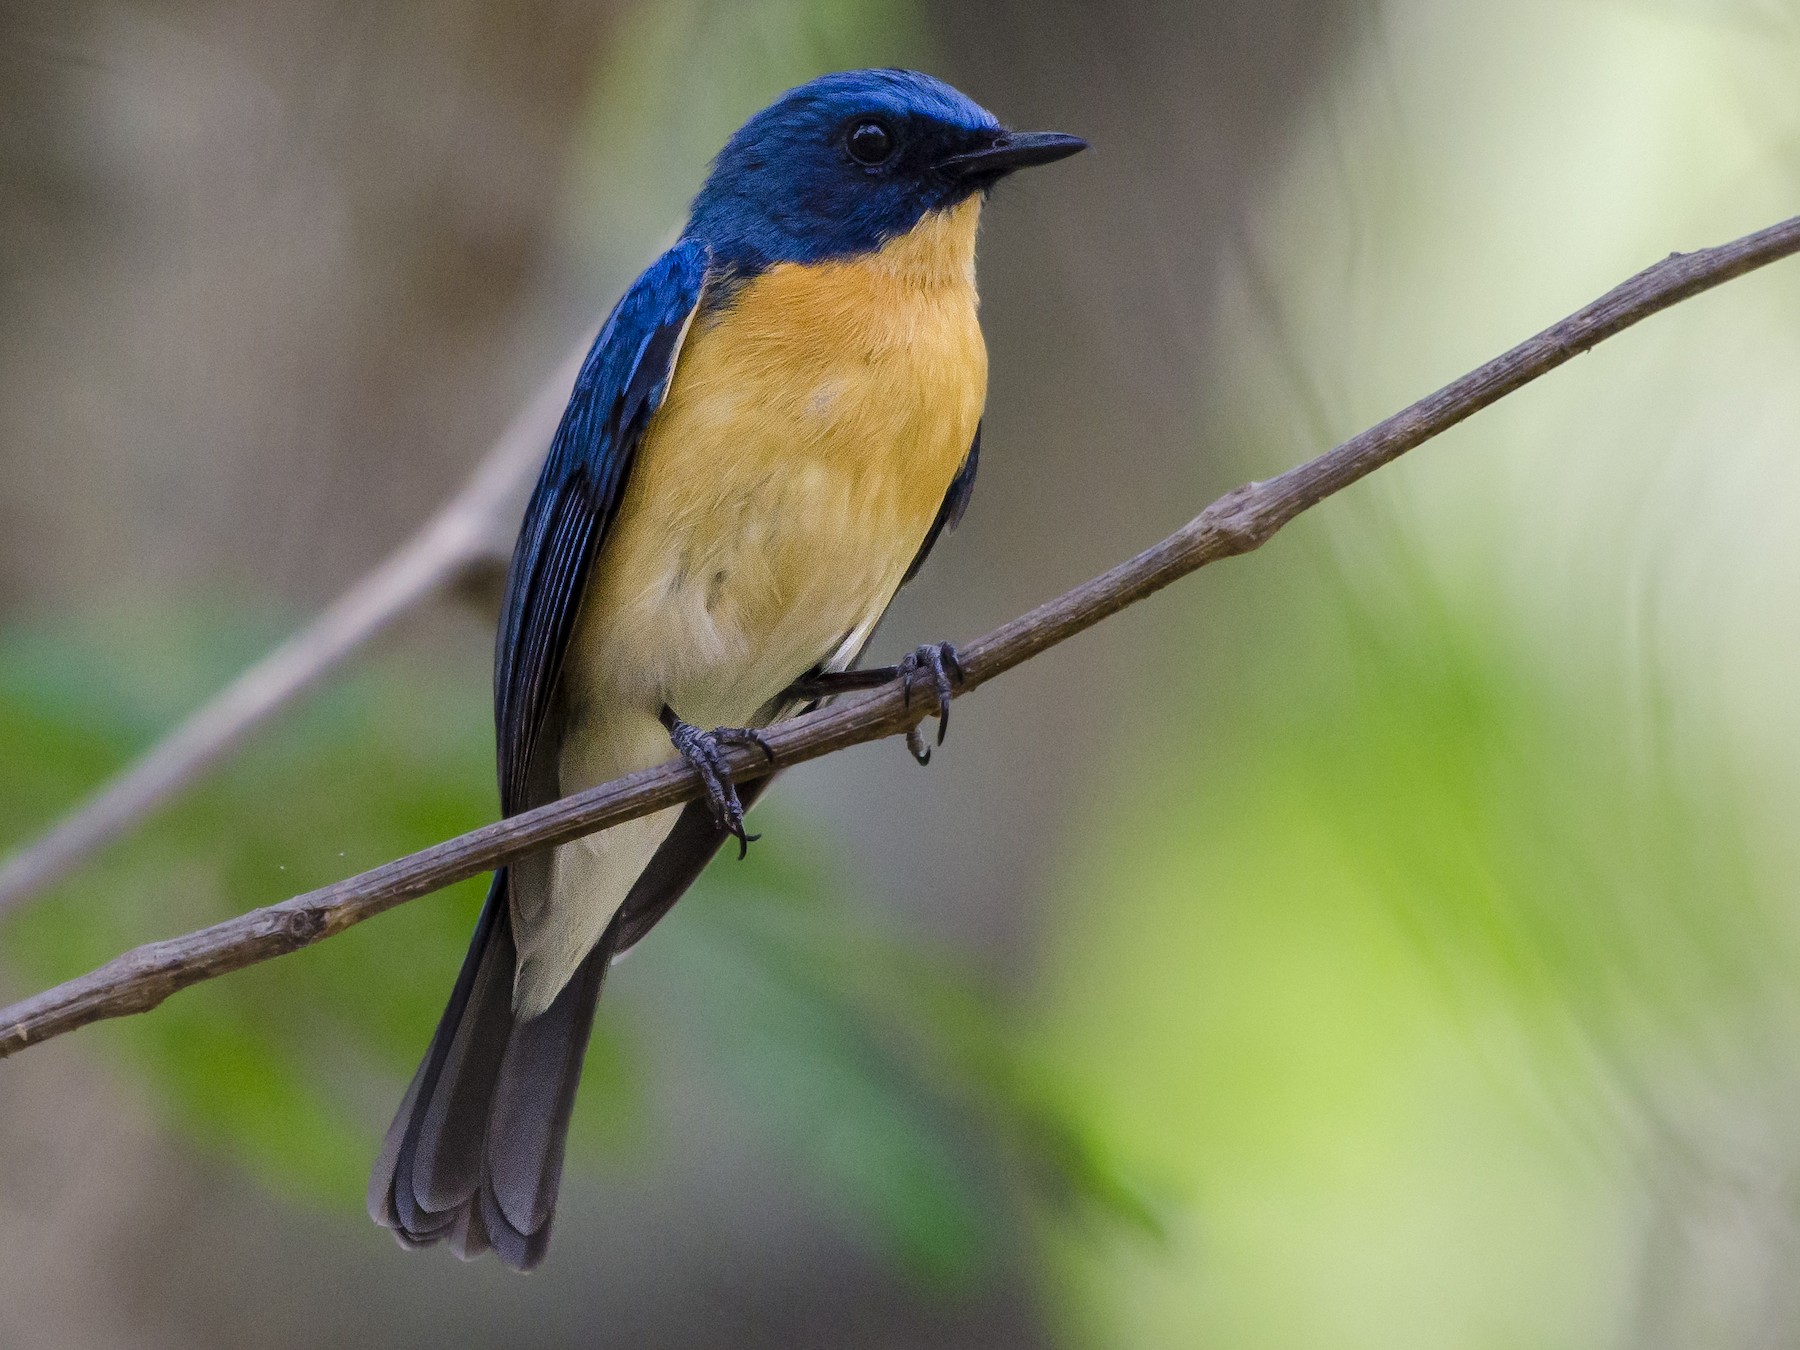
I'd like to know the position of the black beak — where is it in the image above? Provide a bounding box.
[937,130,1088,182]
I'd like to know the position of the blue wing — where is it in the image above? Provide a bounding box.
[493,239,709,814]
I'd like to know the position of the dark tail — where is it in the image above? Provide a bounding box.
[370,784,764,1268]
[368,869,613,1271]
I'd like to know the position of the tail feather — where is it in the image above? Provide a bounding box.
[410,900,516,1213]
[367,880,507,1233]
[449,1201,490,1261]
[369,868,612,1271]
[372,780,752,1269]
[486,929,611,1235]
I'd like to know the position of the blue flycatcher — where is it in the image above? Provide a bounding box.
[371,68,1084,1269]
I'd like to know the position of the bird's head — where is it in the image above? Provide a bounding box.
[686,69,1085,280]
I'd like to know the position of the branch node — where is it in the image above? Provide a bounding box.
[274,905,329,948]
[1199,481,1273,555]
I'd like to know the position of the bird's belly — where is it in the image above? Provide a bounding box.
[561,249,987,778]
[602,466,903,726]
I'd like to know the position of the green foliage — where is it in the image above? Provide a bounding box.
[1034,553,1800,1348]
[0,610,501,1204]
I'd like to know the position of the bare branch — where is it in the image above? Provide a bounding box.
[0,340,591,920]
[3,214,1797,1059]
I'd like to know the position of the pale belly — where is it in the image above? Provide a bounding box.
[581,458,911,729]
[507,215,987,1017]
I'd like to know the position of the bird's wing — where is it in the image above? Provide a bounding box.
[494,239,709,814]
[901,420,980,587]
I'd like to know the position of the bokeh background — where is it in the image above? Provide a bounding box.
[4,0,1800,1344]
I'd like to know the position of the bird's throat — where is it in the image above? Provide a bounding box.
[859,194,984,289]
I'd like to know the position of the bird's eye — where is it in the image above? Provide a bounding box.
[845,119,896,166]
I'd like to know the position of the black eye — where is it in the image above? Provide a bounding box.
[845,119,895,166]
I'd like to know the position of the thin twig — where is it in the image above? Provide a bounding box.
[3,214,1797,1059]
[0,341,592,920]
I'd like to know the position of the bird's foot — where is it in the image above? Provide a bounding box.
[660,708,774,859]
[781,641,964,765]
[894,642,963,753]
[784,640,964,766]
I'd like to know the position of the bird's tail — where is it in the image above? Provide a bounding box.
[368,869,613,1271]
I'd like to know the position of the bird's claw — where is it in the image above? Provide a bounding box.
[905,722,932,766]
[664,714,773,859]
[772,642,961,766]
[897,641,963,751]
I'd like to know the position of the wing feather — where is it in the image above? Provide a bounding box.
[493,240,709,814]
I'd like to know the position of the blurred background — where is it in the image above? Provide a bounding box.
[3,0,1800,1344]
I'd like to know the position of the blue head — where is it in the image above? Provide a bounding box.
[685,69,1085,281]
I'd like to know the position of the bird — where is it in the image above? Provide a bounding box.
[369,67,1085,1270]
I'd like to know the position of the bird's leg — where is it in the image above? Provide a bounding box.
[659,706,774,859]
[784,642,963,765]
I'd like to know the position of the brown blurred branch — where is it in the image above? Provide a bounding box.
[0,340,591,921]
[3,214,1798,1059]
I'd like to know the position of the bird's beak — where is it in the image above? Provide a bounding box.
[937,130,1088,182]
